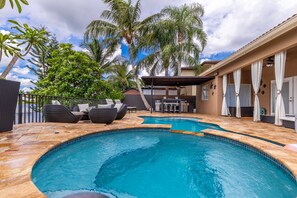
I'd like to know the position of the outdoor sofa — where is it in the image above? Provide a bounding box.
[89,108,117,124]
[43,104,84,123]
[115,104,127,120]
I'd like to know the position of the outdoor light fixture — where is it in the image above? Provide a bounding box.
[213,71,219,76]
[265,56,274,67]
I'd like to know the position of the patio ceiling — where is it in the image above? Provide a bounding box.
[141,76,215,86]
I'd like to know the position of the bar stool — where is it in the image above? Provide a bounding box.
[166,103,171,113]
[172,103,177,113]
[162,103,167,113]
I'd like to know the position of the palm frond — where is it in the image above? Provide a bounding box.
[85,20,117,41]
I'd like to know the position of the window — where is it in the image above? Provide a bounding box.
[201,84,209,100]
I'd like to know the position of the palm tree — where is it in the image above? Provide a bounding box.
[1,21,48,79]
[0,0,29,13]
[0,31,19,63]
[85,0,160,110]
[138,20,201,77]
[108,62,136,91]
[80,38,120,73]
[161,3,207,76]
[137,21,177,77]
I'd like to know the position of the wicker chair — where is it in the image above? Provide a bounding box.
[43,105,83,123]
[89,108,117,124]
[116,104,127,120]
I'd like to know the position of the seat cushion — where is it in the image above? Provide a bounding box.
[78,104,89,112]
[71,112,85,117]
[114,104,123,112]
[97,104,113,109]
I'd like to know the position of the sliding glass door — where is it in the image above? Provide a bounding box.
[271,77,294,116]
[295,77,297,115]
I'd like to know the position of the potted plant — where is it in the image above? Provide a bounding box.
[0,21,47,132]
[0,79,20,132]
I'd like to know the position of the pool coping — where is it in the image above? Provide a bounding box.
[1,112,297,197]
[142,115,287,146]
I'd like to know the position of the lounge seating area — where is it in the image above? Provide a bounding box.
[43,99,128,124]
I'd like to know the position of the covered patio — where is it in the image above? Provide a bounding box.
[198,14,297,131]
[142,76,214,113]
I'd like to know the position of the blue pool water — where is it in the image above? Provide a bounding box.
[32,129,297,198]
[141,116,226,132]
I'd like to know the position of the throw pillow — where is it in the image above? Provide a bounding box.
[51,100,61,105]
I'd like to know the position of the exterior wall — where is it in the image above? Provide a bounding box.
[196,26,297,116]
[196,77,222,115]
[181,70,196,96]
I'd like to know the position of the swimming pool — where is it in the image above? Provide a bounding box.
[32,129,297,198]
[141,116,226,132]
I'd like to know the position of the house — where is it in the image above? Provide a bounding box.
[196,14,297,128]
[181,61,220,96]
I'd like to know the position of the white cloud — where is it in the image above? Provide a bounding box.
[7,73,34,86]
[139,68,149,77]
[12,66,30,75]
[0,29,10,35]
[109,44,122,60]
[0,54,12,69]
[21,87,32,93]
[200,0,297,56]
[0,0,107,41]
[1,0,297,82]
[1,0,296,55]
[0,72,34,88]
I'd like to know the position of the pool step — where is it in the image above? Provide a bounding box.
[170,130,204,137]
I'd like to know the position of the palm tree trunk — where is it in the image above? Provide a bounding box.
[0,50,2,62]
[1,46,31,79]
[165,67,169,97]
[128,45,151,110]
[1,54,19,79]
[177,32,182,96]
[177,32,182,76]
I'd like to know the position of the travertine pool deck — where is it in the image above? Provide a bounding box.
[1,112,297,197]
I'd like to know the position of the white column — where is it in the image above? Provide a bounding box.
[274,51,286,126]
[221,74,230,116]
[233,69,241,118]
[251,60,263,121]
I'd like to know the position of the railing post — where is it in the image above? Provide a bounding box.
[27,94,31,123]
[24,94,27,124]
[18,94,23,124]
[70,97,73,110]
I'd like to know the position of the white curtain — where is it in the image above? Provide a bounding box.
[251,60,263,121]
[221,75,229,116]
[274,51,286,125]
[233,69,241,118]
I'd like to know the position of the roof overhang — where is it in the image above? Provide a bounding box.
[141,76,215,86]
[200,14,297,76]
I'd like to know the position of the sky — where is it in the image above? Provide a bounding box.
[1,0,297,92]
